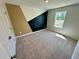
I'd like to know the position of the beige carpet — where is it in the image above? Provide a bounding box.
[16,29,77,59]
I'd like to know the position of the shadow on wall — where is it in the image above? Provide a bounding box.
[28,11,48,32]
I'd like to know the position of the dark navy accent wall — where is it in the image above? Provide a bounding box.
[28,11,48,31]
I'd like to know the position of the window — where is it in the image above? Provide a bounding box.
[54,11,66,28]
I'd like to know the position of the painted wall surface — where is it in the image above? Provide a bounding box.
[47,4,79,40]
[0,42,10,59]
[20,5,46,21]
[0,5,15,59]
[71,40,79,59]
[5,4,16,57]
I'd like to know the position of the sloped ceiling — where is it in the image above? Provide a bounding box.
[6,0,79,10]
[20,6,46,21]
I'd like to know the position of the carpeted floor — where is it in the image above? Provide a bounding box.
[16,29,77,59]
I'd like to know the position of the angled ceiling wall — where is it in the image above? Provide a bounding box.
[6,0,79,10]
[20,5,46,22]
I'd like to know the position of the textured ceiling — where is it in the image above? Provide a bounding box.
[6,0,79,10]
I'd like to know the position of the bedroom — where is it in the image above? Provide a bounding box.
[0,0,79,59]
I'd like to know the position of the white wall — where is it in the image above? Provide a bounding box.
[0,42,10,59]
[20,5,46,21]
[0,5,10,59]
[71,40,79,59]
[0,4,15,59]
[47,4,79,40]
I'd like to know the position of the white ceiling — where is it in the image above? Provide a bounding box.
[5,0,79,10]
